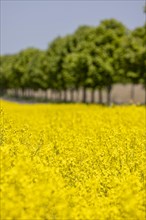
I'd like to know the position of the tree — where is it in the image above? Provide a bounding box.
[46,35,75,101]
[0,55,14,95]
[121,25,145,101]
[63,52,93,103]
[25,50,51,99]
[91,19,128,104]
[72,25,97,102]
[1,18,144,104]
[9,48,40,97]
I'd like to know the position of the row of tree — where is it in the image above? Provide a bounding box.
[0,19,145,104]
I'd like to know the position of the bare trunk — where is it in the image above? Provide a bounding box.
[56,91,60,101]
[31,89,34,98]
[144,86,146,105]
[51,90,55,101]
[54,90,57,101]
[91,89,95,103]
[21,88,25,97]
[131,84,135,102]
[76,88,79,102]
[28,89,31,97]
[59,91,63,101]
[107,85,112,105]
[99,89,103,104]
[82,87,87,103]
[44,90,48,100]
[64,90,67,102]
[50,89,54,101]
[70,89,74,102]
[0,88,7,96]
[14,89,18,98]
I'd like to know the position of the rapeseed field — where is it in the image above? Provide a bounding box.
[1,100,145,220]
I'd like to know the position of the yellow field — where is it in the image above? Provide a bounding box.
[1,101,145,220]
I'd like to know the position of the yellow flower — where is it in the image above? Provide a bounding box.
[1,100,145,219]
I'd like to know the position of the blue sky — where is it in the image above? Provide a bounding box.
[1,0,145,55]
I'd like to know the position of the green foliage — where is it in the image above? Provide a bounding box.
[0,55,15,92]
[0,18,145,99]
[47,35,75,91]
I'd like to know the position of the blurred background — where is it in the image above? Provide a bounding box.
[1,0,145,104]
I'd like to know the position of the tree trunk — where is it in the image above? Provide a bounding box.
[131,84,135,102]
[51,89,54,101]
[107,85,112,105]
[28,89,31,98]
[57,91,60,101]
[91,89,95,103]
[14,89,18,98]
[98,89,103,104]
[31,90,34,98]
[54,90,57,101]
[58,91,61,101]
[30,89,33,97]
[82,87,87,103]
[76,88,79,102]
[144,86,146,105]
[49,89,52,100]
[70,89,74,102]
[21,88,25,97]
[0,88,5,96]
[51,90,55,101]
[64,90,67,102]
[44,90,48,100]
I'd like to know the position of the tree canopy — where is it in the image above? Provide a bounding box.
[0,18,145,103]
